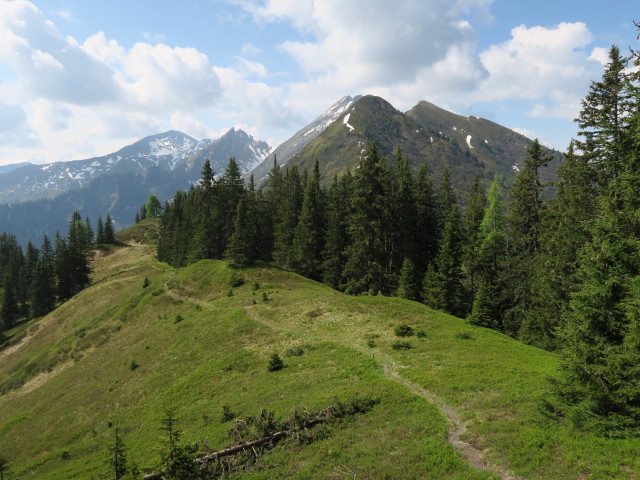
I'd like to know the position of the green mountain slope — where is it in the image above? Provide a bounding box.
[0,221,638,479]
[283,95,562,195]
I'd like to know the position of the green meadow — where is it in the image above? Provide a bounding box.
[0,221,638,479]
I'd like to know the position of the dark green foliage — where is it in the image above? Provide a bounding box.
[272,165,303,269]
[321,174,351,289]
[221,405,235,423]
[174,315,184,324]
[455,332,473,340]
[229,274,245,288]
[159,408,200,480]
[391,341,412,350]
[549,42,640,436]
[422,205,466,317]
[394,324,414,337]
[342,144,393,295]
[416,329,427,339]
[285,346,304,357]
[267,353,284,372]
[96,217,105,244]
[396,257,419,301]
[0,216,97,327]
[109,427,127,480]
[129,360,139,371]
[224,198,256,268]
[103,214,116,244]
[292,161,325,279]
[0,456,9,480]
[467,177,507,330]
[143,277,150,288]
[504,140,551,339]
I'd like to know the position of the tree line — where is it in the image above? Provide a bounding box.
[157,41,640,436]
[0,211,116,332]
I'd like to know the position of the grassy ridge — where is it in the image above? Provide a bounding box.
[0,221,638,479]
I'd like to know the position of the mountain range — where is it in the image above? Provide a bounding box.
[0,95,562,245]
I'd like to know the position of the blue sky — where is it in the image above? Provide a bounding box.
[0,0,638,165]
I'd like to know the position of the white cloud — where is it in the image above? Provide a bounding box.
[248,0,492,88]
[170,112,218,140]
[141,32,167,43]
[214,65,304,130]
[240,43,262,56]
[0,1,120,105]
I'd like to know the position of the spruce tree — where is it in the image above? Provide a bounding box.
[110,427,128,480]
[224,197,256,268]
[422,204,465,317]
[272,165,303,269]
[292,161,325,279]
[467,176,507,329]
[0,282,18,329]
[322,173,351,289]
[104,215,115,244]
[552,43,640,435]
[342,144,391,295]
[462,175,487,301]
[393,150,418,272]
[396,257,419,301]
[96,217,105,244]
[414,163,439,277]
[503,139,551,338]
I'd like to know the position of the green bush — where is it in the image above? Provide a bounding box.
[391,341,412,350]
[416,329,427,338]
[220,405,235,423]
[455,332,473,340]
[286,346,305,357]
[229,275,245,288]
[267,353,284,372]
[394,324,414,337]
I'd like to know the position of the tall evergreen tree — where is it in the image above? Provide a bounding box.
[342,144,391,295]
[292,161,325,279]
[272,165,303,269]
[224,197,257,268]
[96,217,105,244]
[396,257,419,301]
[504,139,551,338]
[322,173,351,289]
[422,204,466,317]
[414,163,439,277]
[467,176,507,329]
[0,282,18,329]
[392,150,418,271]
[104,214,116,244]
[462,175,487,303]
[552,42,640,435]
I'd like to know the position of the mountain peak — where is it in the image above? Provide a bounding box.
[248,95,362,183]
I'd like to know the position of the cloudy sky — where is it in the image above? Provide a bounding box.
[0,0,637,165]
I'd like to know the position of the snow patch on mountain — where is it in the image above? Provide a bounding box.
[466,135,473,149]
[343,113,354,132]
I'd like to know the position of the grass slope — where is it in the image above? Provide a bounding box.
[0,220,638,479]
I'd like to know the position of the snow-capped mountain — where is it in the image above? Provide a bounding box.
[248,95,361,184]
[0,129,270,205]
[185,127,271,177]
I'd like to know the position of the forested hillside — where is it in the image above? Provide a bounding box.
[157,43,640,437]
